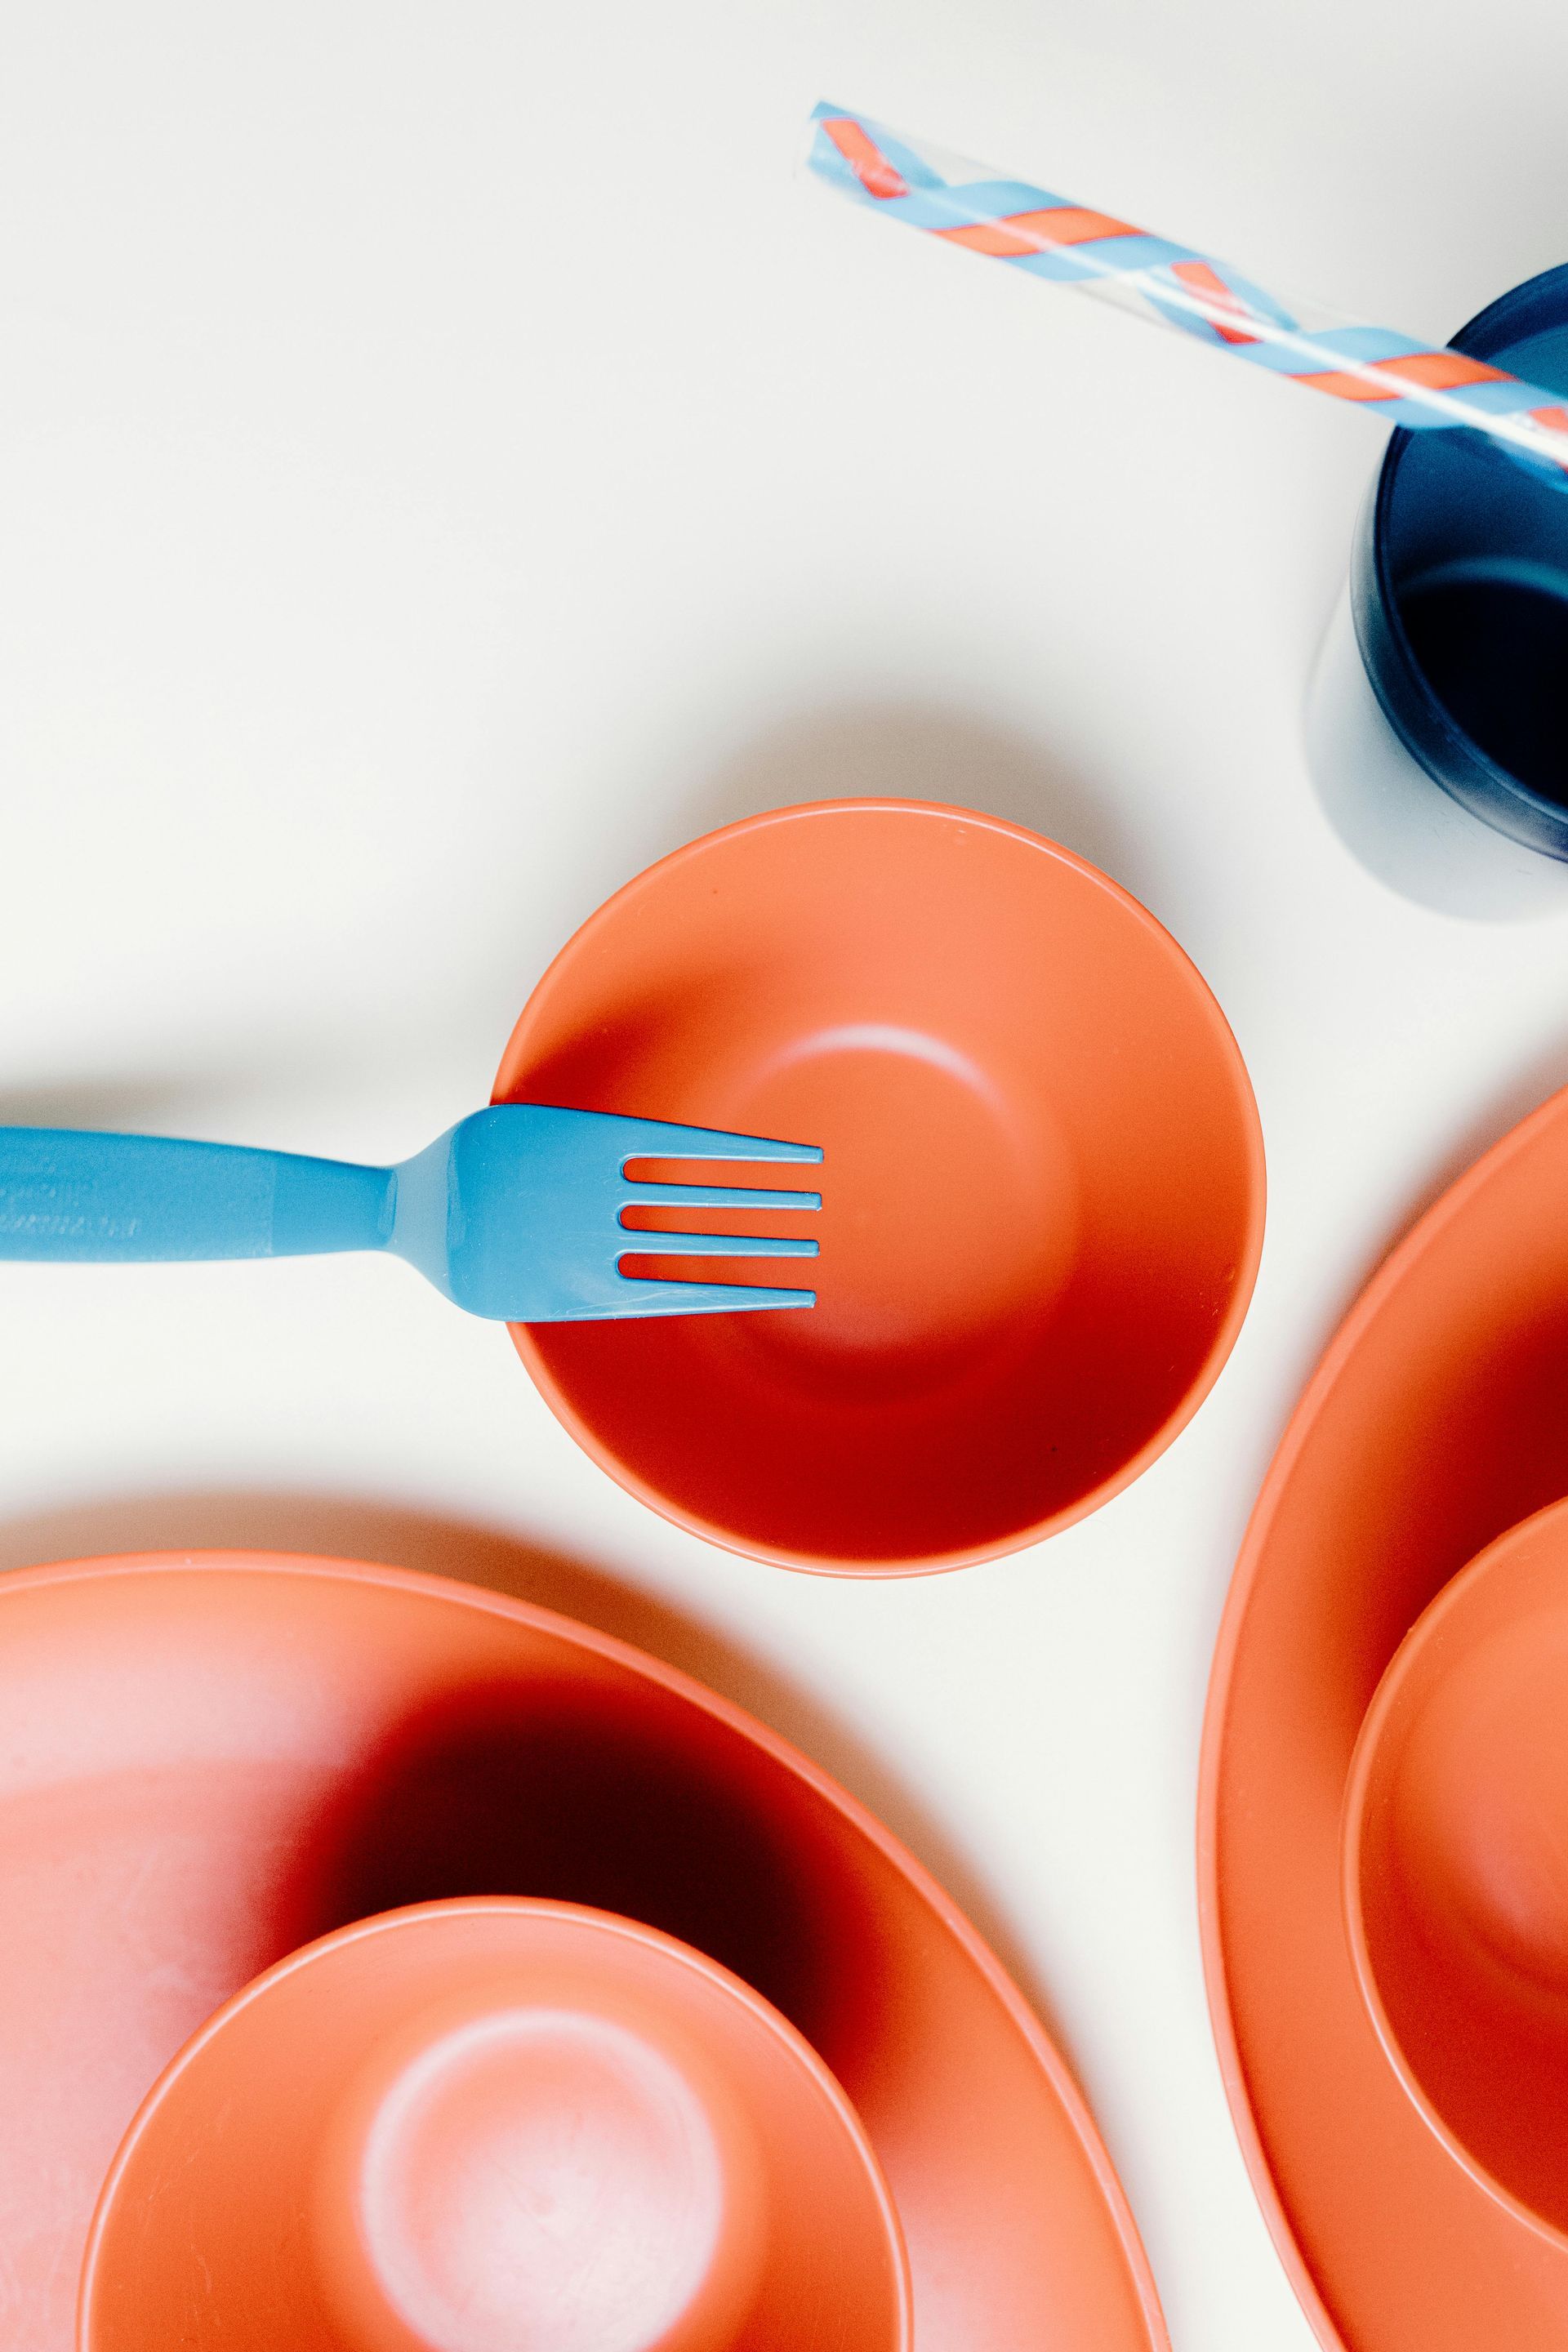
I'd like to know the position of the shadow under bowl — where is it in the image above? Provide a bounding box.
[497,799,1263,1575]
[1345,1498,1568,2247]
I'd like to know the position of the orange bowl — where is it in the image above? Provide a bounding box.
[1344,1499,1568,2248]
[80,1900,911,2352]
[497,800,1263,1574]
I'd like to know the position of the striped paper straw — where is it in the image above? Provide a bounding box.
[807,103,1568,492]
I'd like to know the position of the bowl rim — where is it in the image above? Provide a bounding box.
[1339,1495,1568,2254]
[495,796,1267,1577]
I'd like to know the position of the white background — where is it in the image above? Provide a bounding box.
[5,7,1568,2347]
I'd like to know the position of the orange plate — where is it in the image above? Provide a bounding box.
[0,1554,1169,2352]
[1201,1085,1568,2349]
[497,800,1263,1575]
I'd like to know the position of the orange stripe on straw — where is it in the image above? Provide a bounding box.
[1372,350,1511,391]
[936,206,1137,259]
[820,118,908,200]
[1298,349,1513,403]
[1295,368,1403,403]
[1168,259,1260,344]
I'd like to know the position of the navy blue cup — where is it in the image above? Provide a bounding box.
[1352,263,1568,860]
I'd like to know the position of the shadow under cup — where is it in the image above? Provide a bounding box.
[1353,262,1568,855]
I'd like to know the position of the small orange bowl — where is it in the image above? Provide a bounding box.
[1344,1499,1568,2247]
[498,800,1263,1575]
[79,1898,911,2352]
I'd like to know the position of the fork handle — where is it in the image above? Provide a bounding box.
[0,1128,394,1262]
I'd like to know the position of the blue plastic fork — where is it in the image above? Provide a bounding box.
[0,1107,822,1321]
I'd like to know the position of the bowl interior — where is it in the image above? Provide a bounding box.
[1347,1501,1568,2239]
[82,1900,909,2352]
[498,802,1261,1571]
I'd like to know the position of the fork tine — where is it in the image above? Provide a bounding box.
[624,1180,822,1214]
[612,1114,823,1167]
[619,1230,819,1259]
[612,1275,817,1316]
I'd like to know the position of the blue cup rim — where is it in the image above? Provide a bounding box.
[1356,260,1568,858]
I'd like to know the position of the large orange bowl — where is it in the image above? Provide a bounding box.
[497,800,1264,1575]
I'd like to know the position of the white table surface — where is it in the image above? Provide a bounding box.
[6,9,1568,2346]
